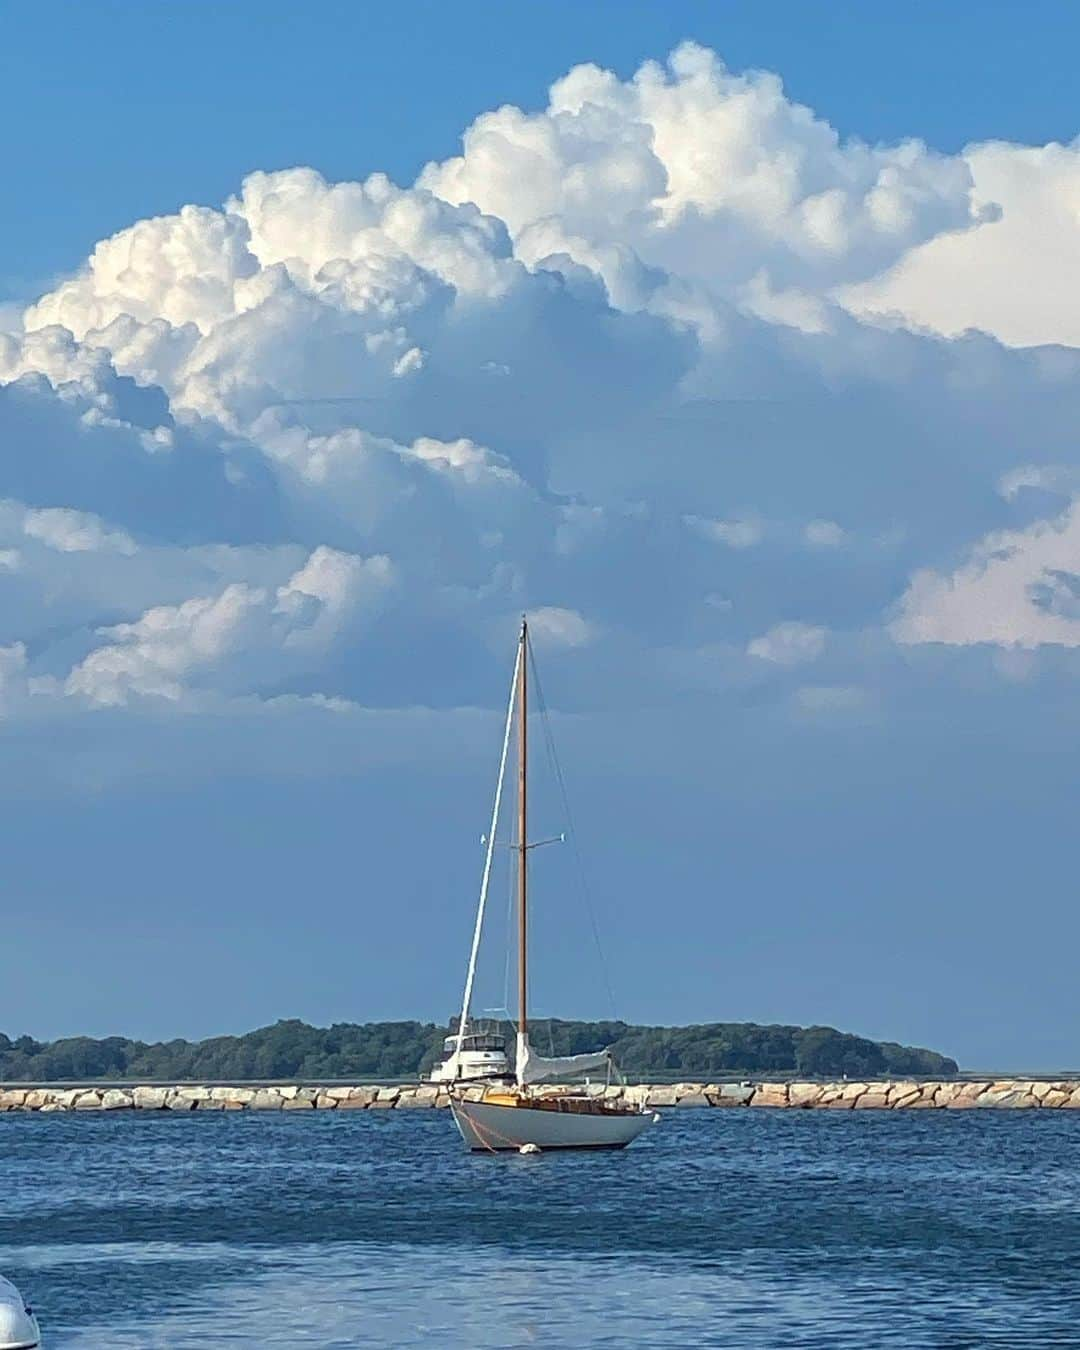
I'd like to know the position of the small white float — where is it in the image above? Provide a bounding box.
[0,1276,40,1349]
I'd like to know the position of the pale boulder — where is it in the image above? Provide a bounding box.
[956,1081,989,1100]
[750,1085,788,1108]
[133,1087,168,1110]
[211,1087,255,1105]
[976,1088,1029,1109]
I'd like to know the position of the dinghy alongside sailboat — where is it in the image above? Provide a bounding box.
[438,616,654,1151]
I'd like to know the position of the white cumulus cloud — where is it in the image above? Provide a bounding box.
[1,39,1080,746]
[893,502,1080,649]
[804,519,845,549]
[422,42,980,317]
[65,547,394,706]
[842,139,1080,349]
[526,607,595,648]
[22,506,137,555]
[684,514,764,549]
[748,621,827,665]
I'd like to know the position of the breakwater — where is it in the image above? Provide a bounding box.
[1,1079,1079,1112]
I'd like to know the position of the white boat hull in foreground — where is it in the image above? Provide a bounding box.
[452,1095,654,1151]
[0,1277,39,1350]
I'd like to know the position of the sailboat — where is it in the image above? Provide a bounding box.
[444,617,655,1151]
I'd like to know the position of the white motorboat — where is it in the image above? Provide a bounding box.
[0,1277,40,1350]
[428,1024,510,1084]
[446,616,656,1151]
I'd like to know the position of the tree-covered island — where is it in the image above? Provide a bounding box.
[0,1019,957,1082]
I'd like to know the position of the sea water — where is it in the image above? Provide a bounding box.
[2,1106,1079,1346]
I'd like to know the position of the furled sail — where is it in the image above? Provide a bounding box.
[516,1032,612,1086]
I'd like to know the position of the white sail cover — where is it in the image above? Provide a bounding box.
[516,1032,612,1086]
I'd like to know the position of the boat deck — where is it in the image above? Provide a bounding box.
[471,1090,640,1118]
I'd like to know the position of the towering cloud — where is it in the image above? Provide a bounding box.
[422,42,982,315]
[1,41,1080,763]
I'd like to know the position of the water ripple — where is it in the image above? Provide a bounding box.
[2,1108,1080,1345]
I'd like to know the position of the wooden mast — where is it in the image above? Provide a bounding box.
[517,615,528,1044]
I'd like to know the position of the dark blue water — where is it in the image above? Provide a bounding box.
[2,1107,1079,1346]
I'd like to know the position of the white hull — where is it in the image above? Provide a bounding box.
[451,1096,653,1151]
[0,1277,39,1349]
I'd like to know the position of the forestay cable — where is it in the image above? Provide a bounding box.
[457,639,521,1040]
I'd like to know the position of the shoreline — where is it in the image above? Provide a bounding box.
[1,1079,1078,1112]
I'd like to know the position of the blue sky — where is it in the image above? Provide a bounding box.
[3,3,1080,1068]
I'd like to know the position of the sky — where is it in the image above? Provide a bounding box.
[3,3,1080,1069]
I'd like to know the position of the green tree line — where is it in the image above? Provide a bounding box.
[0,1018,957,1082]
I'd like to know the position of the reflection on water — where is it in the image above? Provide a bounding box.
[3,1109,1080,1346]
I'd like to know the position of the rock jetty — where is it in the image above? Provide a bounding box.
[1,1080,1079,1112]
